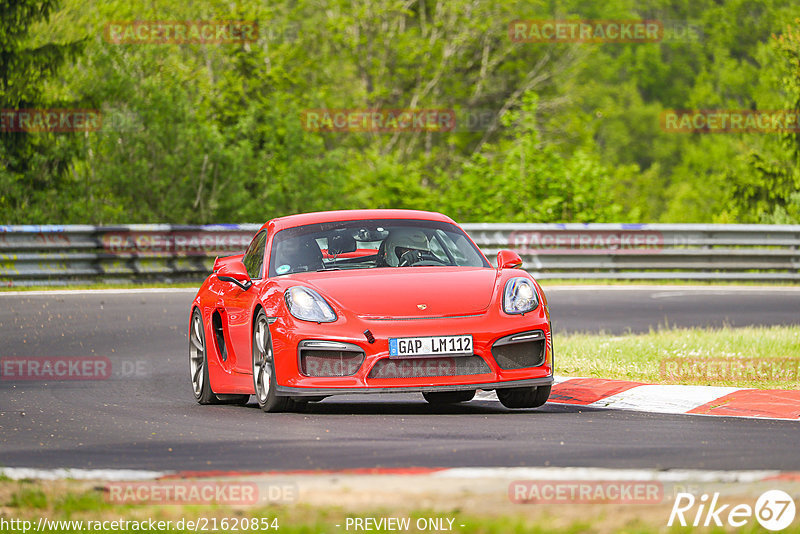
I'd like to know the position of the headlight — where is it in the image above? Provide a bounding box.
[285,287,337,323]
[503,277,539,315]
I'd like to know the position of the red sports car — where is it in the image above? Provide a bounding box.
[189,209,553,411]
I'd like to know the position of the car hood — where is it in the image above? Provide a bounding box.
[299,267,498,317]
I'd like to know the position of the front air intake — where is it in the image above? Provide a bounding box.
[491,330,546,370]
[298,340,365,377]
[368,355,490,379]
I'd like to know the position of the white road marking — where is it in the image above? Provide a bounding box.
[0,467,169,481]
[433,467,783,483]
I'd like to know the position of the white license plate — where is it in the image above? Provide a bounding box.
[389,335,473,358]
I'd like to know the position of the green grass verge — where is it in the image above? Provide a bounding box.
[0,281,201,292]
[557,325,800,389]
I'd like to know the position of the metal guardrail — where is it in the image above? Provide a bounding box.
[0,224,261,286]
[463,223,800,281]
[1,223,799,286]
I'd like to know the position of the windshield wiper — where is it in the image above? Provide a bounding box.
[315,264,376,272]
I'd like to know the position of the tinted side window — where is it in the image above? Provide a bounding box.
[243,230,267,279]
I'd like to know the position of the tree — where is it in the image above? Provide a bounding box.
[724,18,800,223]
[443,93,625,222]
[0,0,87,222]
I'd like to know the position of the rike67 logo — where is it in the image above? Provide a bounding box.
[669,490,796,531]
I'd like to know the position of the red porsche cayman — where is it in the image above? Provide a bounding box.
[189,209,553,411]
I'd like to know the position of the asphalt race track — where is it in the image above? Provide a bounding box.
[546,286,800,334]
[1,286,799,472]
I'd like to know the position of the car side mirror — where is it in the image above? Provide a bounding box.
[217,261,253,291]
[497,250,523,270]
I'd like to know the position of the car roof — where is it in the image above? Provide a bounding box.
[263,209,457,233]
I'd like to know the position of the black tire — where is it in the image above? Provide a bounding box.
[422,390,476,404]
[216,394,251,405]
[290,398,308,411]
[189,308,219,404]
[497,385,551,409]
[288,396,326,411]
[252,310,292,413]
[291,396,326,404]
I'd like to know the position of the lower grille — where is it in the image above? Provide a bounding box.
[368,355,490,379]
[492,331,546,370]
[299,341,365,377]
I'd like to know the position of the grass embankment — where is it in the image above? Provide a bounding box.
[557,325,800,389]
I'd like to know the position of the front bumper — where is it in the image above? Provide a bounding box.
[270,303,553,395]
[276,376,553,396]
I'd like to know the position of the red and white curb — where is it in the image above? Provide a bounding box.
[477,376,800,420]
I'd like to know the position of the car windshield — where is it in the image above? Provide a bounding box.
[268,219,490,276]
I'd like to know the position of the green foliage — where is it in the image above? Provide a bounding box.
[0,0,88,221]
[727,17,800,223]
[55,490,112,515]
[444,93,626,222]
[0,0,85,109]
[2,0,800,224]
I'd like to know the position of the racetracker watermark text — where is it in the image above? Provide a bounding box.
[1,109,101,132]
[105,480,297,505]
[508,230,664,254]
[0,517,279,532]
[661,358,800,382]
[102,231,253,255]
[510,480,663,504]
[104,20,258,44]
[509,20,663,43]
[301,109,455,133]
[0,357,150,380]
[661,110,800,133]
[106,481,254,505]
